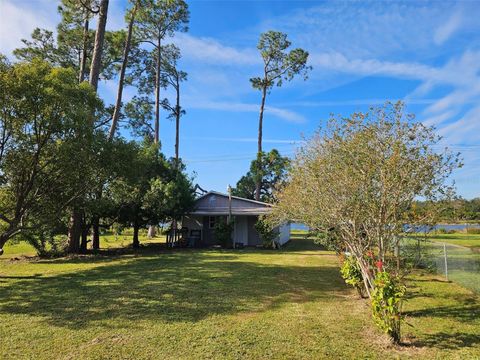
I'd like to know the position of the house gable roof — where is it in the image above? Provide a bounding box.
[190,191,273,216]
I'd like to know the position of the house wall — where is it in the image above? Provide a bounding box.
[277,223,291,246]
[183,214,285,247]
[233,216,248,245]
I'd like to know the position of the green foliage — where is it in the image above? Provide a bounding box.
[437,228,454,234]
[232,149,290,203]
[106,140,195,246]
[271,101,461,290]
[309,228,343,252]
[22,231,68,258]
[371,271,406,343]
[250,30,311,91]
[466,228,480,234]
[340,255,364,295]
[0,58,101,250]
[213,218,234,247]
[254,216,278,249]
[14,1,128,81]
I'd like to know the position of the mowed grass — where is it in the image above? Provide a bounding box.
[0,235,479,359]
[2,231,166,259]
[427,232,480,250]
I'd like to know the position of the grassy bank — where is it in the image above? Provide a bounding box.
[1,236,479,359]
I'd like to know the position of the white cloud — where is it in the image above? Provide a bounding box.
[184,136,302,144]
[434,9,463,45]
[282,99,438,107]
[437,106,480,144]
[173,33,259,66]
[186,100,305,123]
[0,0,58,57]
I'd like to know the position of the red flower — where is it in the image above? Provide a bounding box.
[375,260,383,271]
[366,250,374,258]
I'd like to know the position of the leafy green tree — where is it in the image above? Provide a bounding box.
[0,58,101,255]
[251,31,310,200]
[232,149,290,203]
[106,141,194,248]
[254,216,278,249]
[269,102,461,341]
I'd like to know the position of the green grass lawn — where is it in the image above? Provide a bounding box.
[427,233,480,249]
[1,235,479,359]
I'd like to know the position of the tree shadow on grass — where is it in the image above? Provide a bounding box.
[0,251,346,330]
[411,332,480,351]
[404,303,480,322]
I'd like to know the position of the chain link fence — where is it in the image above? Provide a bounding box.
[400,236,480,294]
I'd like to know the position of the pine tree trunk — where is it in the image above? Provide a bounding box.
[133,223,140,248]
[175,77,180,166]
[154,36,161,144]
[109,1,138,140]
[79,11,89,82]
[89,0,109,91]
[255,85,267,201]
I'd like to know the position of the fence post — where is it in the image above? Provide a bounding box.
[443,242,448,281]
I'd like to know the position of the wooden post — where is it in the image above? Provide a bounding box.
[228,185,234,249]
[443,242,448,281]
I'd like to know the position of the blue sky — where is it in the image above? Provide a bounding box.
[1,0,480,198]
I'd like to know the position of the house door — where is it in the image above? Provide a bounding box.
[234,216,248,245]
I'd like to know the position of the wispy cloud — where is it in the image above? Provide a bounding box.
[186,100,306,123]
[173,33,259,66]
[184,136,303,144]
[434,9,464,45]
[0,0,58,57]
[280,99,438,108]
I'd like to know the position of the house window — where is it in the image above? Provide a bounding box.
[209,216,216,229]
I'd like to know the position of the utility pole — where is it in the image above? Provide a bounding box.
[228,185,234,249]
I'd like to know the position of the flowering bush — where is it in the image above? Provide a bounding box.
[371,271,406,343]
[340,255,365,297]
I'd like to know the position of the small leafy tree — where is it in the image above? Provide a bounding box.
[214,218,234,247]
[371,271,406,343]
[232,149,290,203]
[255,216,278,249]
[270,101,461,342]
[340,255,365,297]
[0,58,101,254]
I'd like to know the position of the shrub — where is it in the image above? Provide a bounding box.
[371,271,406,343]
[255,216,278,249]
[437,227,456,234]
[214,218,234,247]
[309,228,343,252]
[23,231,68,257]
[466,227,480,234]
[340,255,365,297]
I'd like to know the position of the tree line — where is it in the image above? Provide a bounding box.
[0,0,311,255]
[0,0,194,255]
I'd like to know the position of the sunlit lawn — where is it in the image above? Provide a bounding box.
[427,232,480,249]
[0,234,479,359]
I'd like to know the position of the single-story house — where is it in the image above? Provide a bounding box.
[181,191,290,247]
